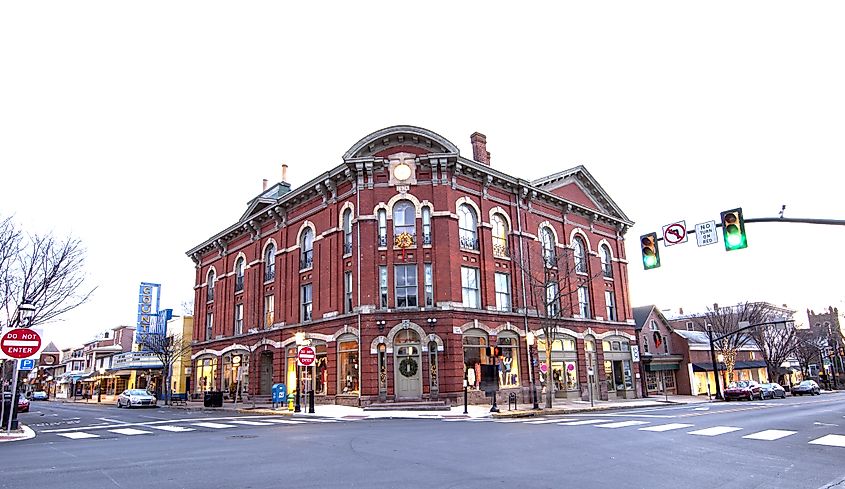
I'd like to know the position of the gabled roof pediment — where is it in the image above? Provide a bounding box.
[532,165,632,225]
[343,125,460,161]
[239,182,292,221]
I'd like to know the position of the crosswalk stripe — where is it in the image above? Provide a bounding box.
[742,430,796,441]
[299,418,340,423]
[494,419,532,423]
[192,422,236,429]
[639,423,694,432]
[558,419,606,426]
[526,419,573,425]
[227,420,273,426]
[149,425,195,432]
[109,428,153,436]
[596,420,649,429]
[264,419,307,425]
[808,434,845,447]
[688,426,742,437]
[57,432,99,439]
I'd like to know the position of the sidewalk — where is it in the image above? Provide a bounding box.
[492,394,711,418]
[0,425,36,443]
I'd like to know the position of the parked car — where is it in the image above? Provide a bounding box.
[724,380,763,401]
[760,383,786,399]
[117,389,157,408]
[31,391,48,401]
[4,392,30,413]
[791,380,820,396]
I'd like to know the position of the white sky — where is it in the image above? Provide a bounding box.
[2,2,843,349]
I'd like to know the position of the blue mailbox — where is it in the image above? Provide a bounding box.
[271,383,287,404]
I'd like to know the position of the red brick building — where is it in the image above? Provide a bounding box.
[186,125,638,406]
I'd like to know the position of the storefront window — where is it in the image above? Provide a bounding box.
[337,336,359,395]
[195,356,218,393]
[222,352,249,396]
[564,360,578,390]
[428,340,439,394]
[378,343,387,394]
[497,334,520,388]
[286,342,328,396]
[462,329,489,390]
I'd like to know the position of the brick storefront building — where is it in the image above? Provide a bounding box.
[186,125,637,406]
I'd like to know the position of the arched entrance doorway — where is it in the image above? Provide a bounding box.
[259,351,274,396]
[394,329,422,400]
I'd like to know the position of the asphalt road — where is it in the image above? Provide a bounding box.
[4,393,845,489]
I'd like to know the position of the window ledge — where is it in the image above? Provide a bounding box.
[299,267,313,273]
[460,248,481,255]
[343,253,352,259]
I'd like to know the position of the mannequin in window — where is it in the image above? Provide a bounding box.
[466,365,476,388]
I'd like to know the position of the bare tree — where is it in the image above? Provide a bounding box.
[180,299,195,316]
[749,318,798,386]
[794,328,826,378]
[0,215,95,328]
[136,333,192,405]
[699,302,781,384]
[513,240,603,408]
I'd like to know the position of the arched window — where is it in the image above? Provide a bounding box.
[600,244,612,278]
[264,244,276,282]
[300,228,313,269]
[458,204,479,250]
[421,206,432,245]
[541,227,555,267]
[462,329,488,390]
[491,214,509,258]
[393,200,415,242]
[207,270,215,302]
[573,237,587,273]
[497,332,521,387]
[377,209,387,247]
[337,334,359,395]
[235,258,245,292]
[343,209,353,255]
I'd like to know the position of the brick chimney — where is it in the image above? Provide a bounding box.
[470,132,490,166]
[282,163,289,183]
[262,179,268,191]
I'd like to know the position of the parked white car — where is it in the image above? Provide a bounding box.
[117,389,157,408]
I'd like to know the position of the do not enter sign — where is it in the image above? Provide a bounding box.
[1,328,43,359]
[296,345,316,367]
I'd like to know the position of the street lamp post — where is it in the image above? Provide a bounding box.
[6,300,35,434]
[706,325,723,400]
[526,332,539,410]
[294,332,305,413]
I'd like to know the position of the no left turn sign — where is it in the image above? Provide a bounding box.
[662,221,688,246]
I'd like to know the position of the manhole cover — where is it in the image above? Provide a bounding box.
[229,435,258,439]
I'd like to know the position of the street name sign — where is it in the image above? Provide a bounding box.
[296,345,316,367]
[662,221,688,246]
[695,221,719,247]
[0,328,42,359]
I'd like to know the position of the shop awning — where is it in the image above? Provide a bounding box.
[692,360,768,372]
[646,363,680,372]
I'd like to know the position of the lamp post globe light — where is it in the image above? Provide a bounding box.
[6,300,35,433]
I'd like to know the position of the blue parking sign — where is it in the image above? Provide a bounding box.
[19,359,35,370]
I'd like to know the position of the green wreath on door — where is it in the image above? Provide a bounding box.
[398,357,418,378]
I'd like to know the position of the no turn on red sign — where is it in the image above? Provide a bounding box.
[0,328,43,359]
[296,345,316,367]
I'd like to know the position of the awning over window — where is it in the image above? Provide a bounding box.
[692,360,768,372]
[646,363,679,372]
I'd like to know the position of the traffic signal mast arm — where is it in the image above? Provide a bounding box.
[652,216,845,242]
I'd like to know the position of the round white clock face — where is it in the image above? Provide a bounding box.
[393,163,412,181]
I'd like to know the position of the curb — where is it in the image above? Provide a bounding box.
[492,401,690,419]
[0,425,36,443]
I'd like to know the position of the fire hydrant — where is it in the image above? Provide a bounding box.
[288,396,294,411]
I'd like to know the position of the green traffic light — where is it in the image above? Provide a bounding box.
[643,254,657,268]
[720,208,748,251]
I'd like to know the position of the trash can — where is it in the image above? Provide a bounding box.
[271,383,287,406]
[1,398,17,430]
[203,391,223,408]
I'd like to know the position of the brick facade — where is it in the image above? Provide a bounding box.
[186,125,638,405]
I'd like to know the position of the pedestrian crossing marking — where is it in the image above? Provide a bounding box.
[639,423,694,432]
[742,430,796,441]
[596,420,649,429]
[557,419,606,426]
[150,425,195,432]
[526,419,575,425]
[57,432,99,439]
[264,419,307,425]
[808,434,845,448]
[109,428,153,436]
[227,420,273,426]
[300,418,340,423]
[192,422,236,429]
[688,426,742,437]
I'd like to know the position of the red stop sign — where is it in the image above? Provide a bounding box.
[1,328,42,359]
[296,345,316,367]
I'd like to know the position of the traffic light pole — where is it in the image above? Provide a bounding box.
[654,216,845,244]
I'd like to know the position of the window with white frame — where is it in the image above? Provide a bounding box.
[235,258,245,292]
[686,321,694,331]
[394,264,418,308]
[393,200,415,242]
[377,209,387,247]
[492,214,509,258]
[264,244,276,282]
[344,271,353,313]
[424,263,433,307]
[300,228,314,269]
[642,335,649,353]
[574,237,587,273]
[264,294,274,328]
[205,311,213,340]
[546,281,560,316]
[458,204,479,250]
[605,290,617,321]
[343,209,353,255]
[578,286,591,318]
[541,227,555,267]
[600,244,612,278]
[495,272,511,312]
[379,266,388,308]
[234,303,243,335]
[207,270,215,301]
[461,266,481,308]
[301,284,312,322]
[422,206,432,245]
[650,320,658,331]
